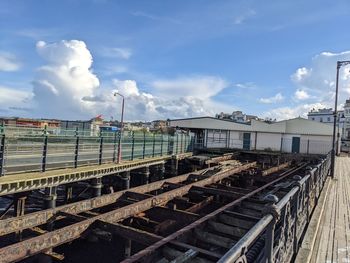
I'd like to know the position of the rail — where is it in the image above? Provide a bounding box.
[0,129,193,175]
[218,151,331,263]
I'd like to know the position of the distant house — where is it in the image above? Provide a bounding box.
[170,116,334,155]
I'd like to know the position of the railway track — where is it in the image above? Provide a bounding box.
[0,157,318,263]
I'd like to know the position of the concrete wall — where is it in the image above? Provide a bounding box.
[256,132,282,151]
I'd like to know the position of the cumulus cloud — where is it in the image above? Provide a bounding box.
[263,102,328,120]
[265,50,350,120]
[0,52,21,71]
[259,93,284,104]
[13,39,230,120]
[32,40,100,119]
[294,89,310,100]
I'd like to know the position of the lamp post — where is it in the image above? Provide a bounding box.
[114,92,125,163]
[331,60,350,178]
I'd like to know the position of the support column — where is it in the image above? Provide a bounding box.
[158,162,165,181]
[91,177,102,197]
[65,184,73,203]
[170,158,178,177]
[124,238,131,259]
[14,193,26,217]
[43,187,57,209]
[120,171,130,190]
[143,166,150,184]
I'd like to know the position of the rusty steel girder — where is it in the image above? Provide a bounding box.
[121,164,306,263]
[0,162,256,262]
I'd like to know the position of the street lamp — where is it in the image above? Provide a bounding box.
[114,92,125,163]
[331,60,350,178]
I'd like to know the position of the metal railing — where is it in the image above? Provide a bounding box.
[218,152,331,263]
[0,128,193,175]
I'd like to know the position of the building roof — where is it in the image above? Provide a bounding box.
[170,116,333,136]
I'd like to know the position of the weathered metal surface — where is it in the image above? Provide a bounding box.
[121,164,306,263]
[0,169,199,236]
[0,156,169,196]
[262,162,290,176]
[0,162,256,262]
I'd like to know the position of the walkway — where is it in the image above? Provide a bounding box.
[311,156,350,263]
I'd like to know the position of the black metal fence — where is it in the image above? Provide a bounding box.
[218,152,331,263]
[0,130,194,175]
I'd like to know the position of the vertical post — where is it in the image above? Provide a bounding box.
[180,133,184,153]
[112,131,117,162]
[44,187,57,209]
[117,131,122,163]
[331,62,341,178]
[131,132,135,160]
[42,126,48,172]
[159,162,165,180]
[176,133,179,154]
[99,135,104,165]
[167,134,171,155]
[143,166,150,184]
[254,131,258,150]
[307,139,310,154]
[74,127,79,168]
[142,131,146,159]
[152,133,156,157]
[280,137,283,152]
[65,184,73,204]
[120,171,130,190]
[91,177,102,197]
[160,132,163,156]
[0,134,5,176]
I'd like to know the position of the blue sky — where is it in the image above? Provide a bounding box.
[1,0,350,121]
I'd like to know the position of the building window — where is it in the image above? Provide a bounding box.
[312,117,315,121]
[327,117,331,122]
[320,117,323,122]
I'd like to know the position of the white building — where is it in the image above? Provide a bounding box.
[170,117,333,155]
[344,99,350,139]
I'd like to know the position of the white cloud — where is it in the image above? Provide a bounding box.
[0,52,21,72]
[234,9,256,25]
[294,89,310,100]
[264,50,350,120]
[32,40,100,119]
[259,93,284,104]
[2,39,230,121]
[0,86,32,112]
[263,102,328,120]
[101,47,132,59]
[151,76,228,99]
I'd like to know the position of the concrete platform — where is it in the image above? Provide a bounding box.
[296,156,350,263]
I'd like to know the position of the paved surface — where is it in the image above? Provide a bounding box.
[311,156,350,263]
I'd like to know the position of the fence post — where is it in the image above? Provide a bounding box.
[160,132,163,156]
[42,125,48,172]
[112,131,117,162]
[0,134,5,176]
[180,133,184,153]
[131,131,135,160]
[280,137,283,152]
[152,133,156,157]
[176,133,179,154]
[74,127,79,168]
[307,139,310,154]
[167,134,171,155]
[142,131,146,159]
[117,131,121,163]
[99,133,104,165]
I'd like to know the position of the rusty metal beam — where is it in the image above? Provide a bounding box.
[0,162,256,262]
[0,168,201,236]
[261,162,290,176]
[97,221,222,260]
[121,164,305,263]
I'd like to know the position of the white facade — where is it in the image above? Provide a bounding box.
[170,117,333,154]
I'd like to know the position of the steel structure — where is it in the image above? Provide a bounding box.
[0,152,331,263]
